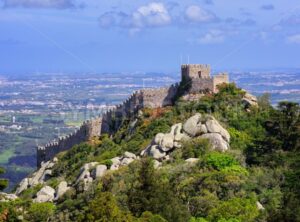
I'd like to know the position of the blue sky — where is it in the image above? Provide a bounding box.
[0,0,300,74]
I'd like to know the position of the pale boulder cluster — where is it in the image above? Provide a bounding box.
[74,151,138,191]
[16,158,58,196]
[142,113,230,161]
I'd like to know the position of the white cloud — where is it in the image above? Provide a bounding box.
[286,34,300,44]
[185,5,217,23]
[2,0,75,9]
[132,2,171,28]
[198,30,224,44]
[99,2,171,32]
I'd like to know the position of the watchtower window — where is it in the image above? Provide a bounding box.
[198,71,202,78]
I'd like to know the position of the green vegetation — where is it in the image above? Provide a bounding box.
[1,83,299,222]
[0,167,8,191]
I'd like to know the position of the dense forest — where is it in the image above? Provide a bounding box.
[0,83,299,222]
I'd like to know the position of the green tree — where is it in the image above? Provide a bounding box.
[128,158,190,222]
[86,192,133,222]
[207,197,259,222]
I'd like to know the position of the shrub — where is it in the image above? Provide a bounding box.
[182,138,211,159]
[27,202,56,222]
[204,152,239,170]
[138,211,167,222]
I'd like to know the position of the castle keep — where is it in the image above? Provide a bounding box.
[37,64,229,167]
[181,64,229,93]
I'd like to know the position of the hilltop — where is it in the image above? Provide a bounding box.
[0,65,299,222]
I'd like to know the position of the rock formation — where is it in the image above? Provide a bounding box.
[142,113,230,160]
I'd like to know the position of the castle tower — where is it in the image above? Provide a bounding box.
[180,64,228,94]
[181,64,211,82]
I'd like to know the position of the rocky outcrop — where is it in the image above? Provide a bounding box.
[15,159,57,195]
[34,186,55,203]
[55,181,70,200]
[200,133,229,151]
[92,165,107,179]
[0,192,18,202]
[109,152,138,171]
[183,113,205,137]
[242,92,258,107]
[74,152,138,191]
[142,113,230,161]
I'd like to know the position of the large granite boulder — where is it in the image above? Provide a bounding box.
[124,151,136,159]
[160,133,174,151]
[148,145,166,159]
[170,123,182,135]
[92,165,107,179]
[82,177,93,191]
[200,133,229,152]
[183,113,206,137]
[76,169,91,184]
[121,158,134,166]
[154,133,165,145]
[55,181,70,200]
[205,117,230,142]
[15,178,29,195]
[111,157,121,166]
[110,157,121,170]
[34,186,55,203]
[39,169,52,182]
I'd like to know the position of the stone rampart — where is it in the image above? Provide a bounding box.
[37,117,102,167]
[36,84,179,167]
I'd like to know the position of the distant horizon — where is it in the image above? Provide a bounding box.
[1,66,300,77]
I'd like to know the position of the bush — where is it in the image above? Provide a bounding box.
[182,138,211,159]
[228,128,252,151]
[204,152,239,170]
[138,211,167,222]
[27,202,56,222]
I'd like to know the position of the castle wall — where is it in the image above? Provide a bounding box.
[141,84,179,108]
[189,78,214,94]
[37,84,179,167]
[37,117,102,167]
[213,73,229,92]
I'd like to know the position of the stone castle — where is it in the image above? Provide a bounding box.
[37,64,229,167]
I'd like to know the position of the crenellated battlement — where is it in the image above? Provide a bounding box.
[36,64,229,167]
